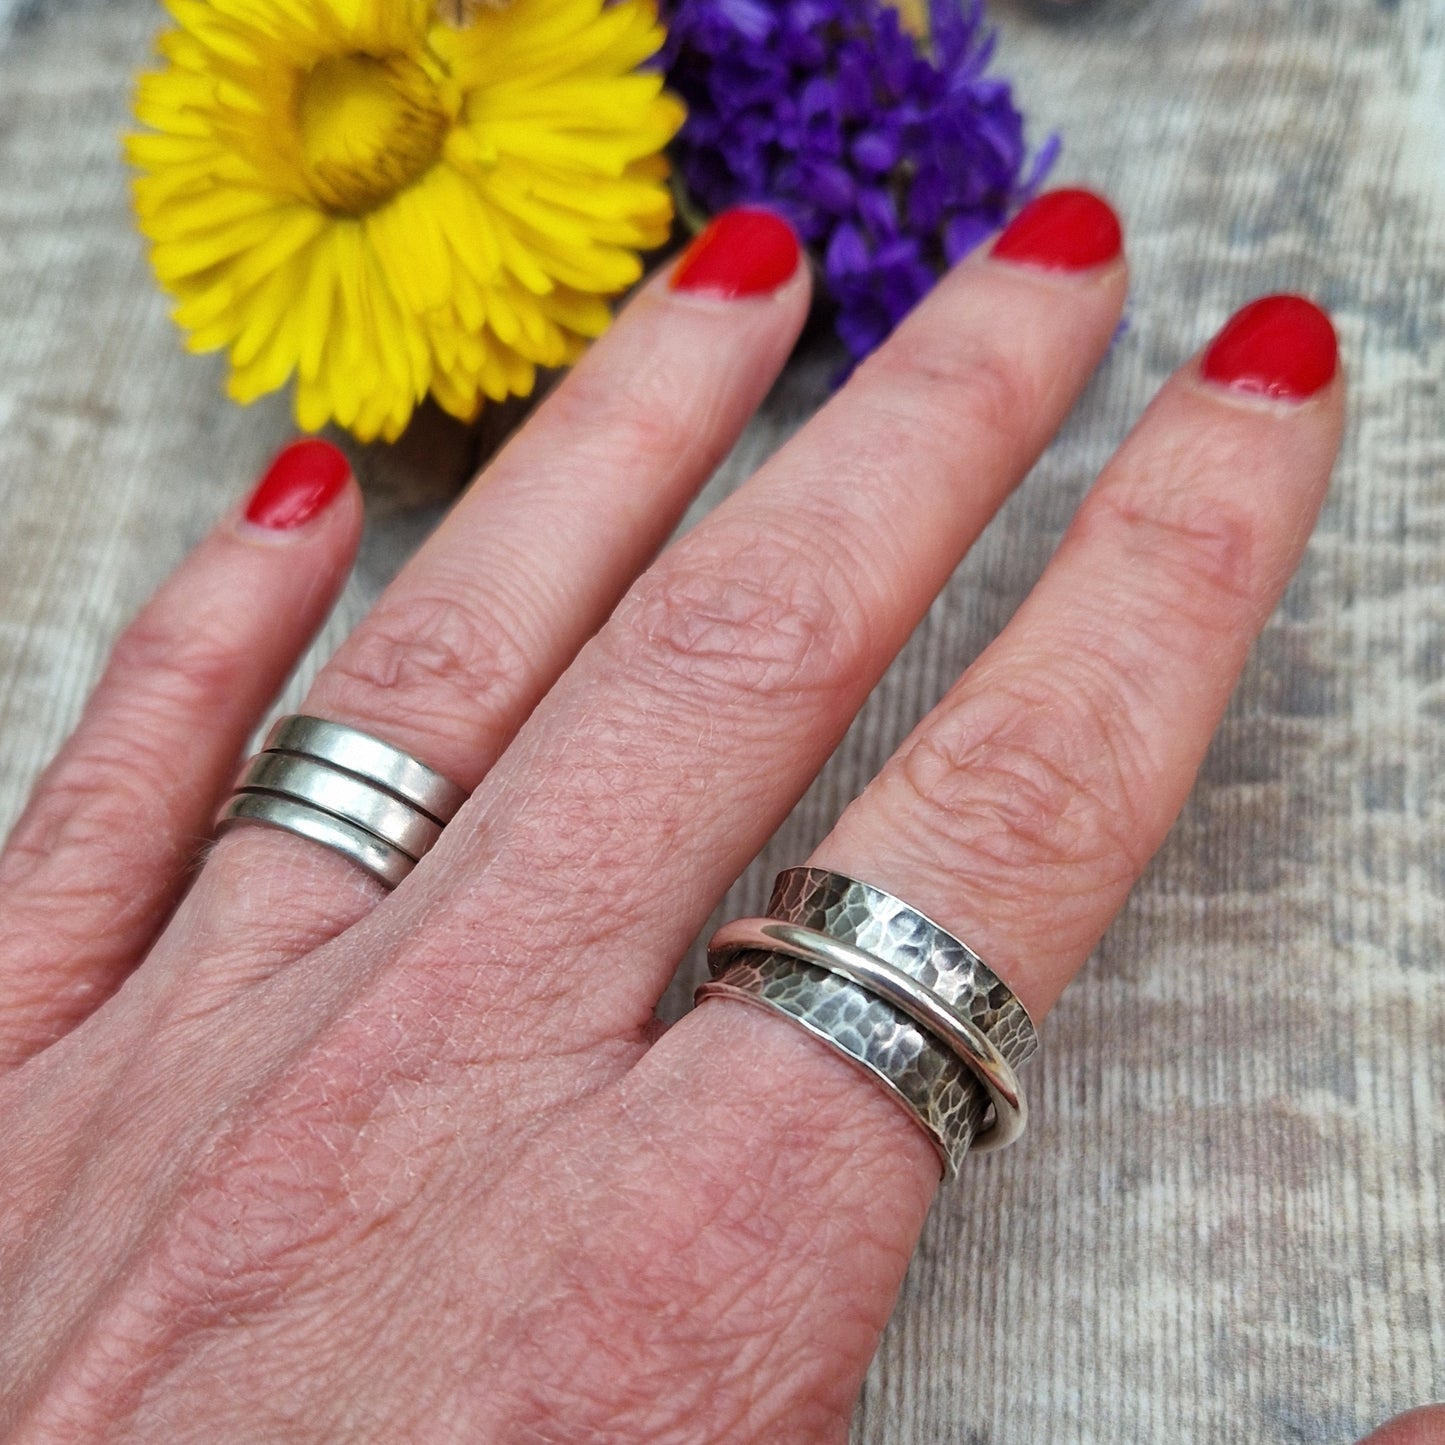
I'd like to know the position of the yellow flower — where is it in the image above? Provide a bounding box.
[128,0,684,442]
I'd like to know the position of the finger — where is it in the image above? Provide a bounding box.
[402,189,1129,1036]
[180,209,811,976]
[1359,1407,1445,1444]
[0,440,360,1067]
[811,294,1345,1018]
[617,295,1342,1421]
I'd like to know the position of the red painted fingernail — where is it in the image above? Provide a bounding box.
[244,439,351,530]
[671,207,801,299]
[1201,294,1338,402]
[991,189,1124,273]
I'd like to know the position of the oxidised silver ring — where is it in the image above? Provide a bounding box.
[697,868,1039,1177]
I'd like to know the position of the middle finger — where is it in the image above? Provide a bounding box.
[394,189,1129,1043]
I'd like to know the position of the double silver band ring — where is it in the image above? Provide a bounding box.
[216,715,467,887]
[700,868,1039,1177]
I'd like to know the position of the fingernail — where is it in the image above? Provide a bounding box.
[991,189,1124,273]
[670,207,801,299]
[1201,294,1338,403]
[244,440,351,530]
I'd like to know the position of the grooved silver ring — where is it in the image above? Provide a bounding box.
[216,715,467,887]
[241,753,444,860]
[263,714,467,824]
[217,792,416,889]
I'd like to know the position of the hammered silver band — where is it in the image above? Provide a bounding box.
[216,715,466,887]
[698,868,1039,1177]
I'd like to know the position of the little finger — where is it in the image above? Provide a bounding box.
[0,441,360,1067]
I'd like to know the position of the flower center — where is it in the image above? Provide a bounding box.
[888,0,930,37]
[296,53,450,215]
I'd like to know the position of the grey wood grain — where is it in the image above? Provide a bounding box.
[0,1,1440,1441]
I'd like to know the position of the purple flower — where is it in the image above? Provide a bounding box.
[663,0,1057,364]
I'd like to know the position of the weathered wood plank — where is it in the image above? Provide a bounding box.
[0,2,1440,1441]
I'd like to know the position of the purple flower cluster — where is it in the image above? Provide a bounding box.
[663,0,1058,360]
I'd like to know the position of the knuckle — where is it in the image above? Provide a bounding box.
[108,605,244,709]
[609,528,867,709]
[890,676,1151,887]
[159,1131,353,1319]
[139,1034,445,1327]
[324,588,532,744]
[544,345,702,477]
[0,731,176,895]
[1080,478,1259,629]
[16,1040,442,1434]
[492,1148,857,1444]
[855,323,1036,456]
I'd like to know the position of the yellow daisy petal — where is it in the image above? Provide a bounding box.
[128,0,683,440]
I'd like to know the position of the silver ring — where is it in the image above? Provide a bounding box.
[707,917,1028,1151]
[241,753,444,860]
[697,868,1039,1176]
[216,715,467,887]
[218,793,416,889]
[696,959,987,1176]
[264,714,467,824]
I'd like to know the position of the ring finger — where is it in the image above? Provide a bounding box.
[172,209,812,976]
[0,442,361,1066]
[613,292,1345,1432]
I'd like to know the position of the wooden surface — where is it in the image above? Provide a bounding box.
[1,1,1442,1440]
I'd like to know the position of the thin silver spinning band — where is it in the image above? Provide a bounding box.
[701,868,1040,1177]
[216,715,466,887]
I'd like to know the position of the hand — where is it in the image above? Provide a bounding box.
[0,194,1350,1440]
